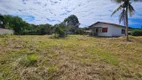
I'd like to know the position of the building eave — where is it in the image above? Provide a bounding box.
[89,21,126,29]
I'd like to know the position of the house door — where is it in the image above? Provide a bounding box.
[95,28,99,36]
[96,28,98,33]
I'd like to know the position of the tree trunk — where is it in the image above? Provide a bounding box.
[126,7,129,41]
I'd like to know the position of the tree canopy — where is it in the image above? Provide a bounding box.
[0,14,55,35]
[0,14,82,35]
[64,15,80,33]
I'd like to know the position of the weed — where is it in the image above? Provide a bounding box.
[136,73,142,78]
[0,34,10,38]
[19,54,38,67]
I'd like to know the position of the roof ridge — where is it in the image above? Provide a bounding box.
[89,21,125,28]
[97,21,124,26]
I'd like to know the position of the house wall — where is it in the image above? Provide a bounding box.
[0,28,14,34]
[110,26,125,36]
[91,23,125,37]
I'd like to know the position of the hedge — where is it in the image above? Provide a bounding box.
[131,30,142,36]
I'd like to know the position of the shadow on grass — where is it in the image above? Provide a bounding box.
[130,37,142,44]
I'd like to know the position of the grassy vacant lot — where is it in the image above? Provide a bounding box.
[0,35,142,80]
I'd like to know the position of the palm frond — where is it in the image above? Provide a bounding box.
[119,9,126,25]
[111,0,126,3]
[111,5,123,16]
[133,0,142,2]
[128,3,135,16]
[111,0,142,3]
[111,0,122,3]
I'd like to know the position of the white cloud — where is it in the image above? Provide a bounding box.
[0,0,142,27]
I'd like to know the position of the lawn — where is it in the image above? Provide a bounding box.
[0,35,142,80]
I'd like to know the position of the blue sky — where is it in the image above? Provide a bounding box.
[0,0,142,28]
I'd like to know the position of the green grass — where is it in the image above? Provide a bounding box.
[19,54,38,67]
[88,48,119,65]
[0,35,142,80]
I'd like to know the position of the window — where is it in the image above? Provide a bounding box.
[102,28,108,33]
[122,29,125,34]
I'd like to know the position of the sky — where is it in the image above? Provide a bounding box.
[0,0,142,28]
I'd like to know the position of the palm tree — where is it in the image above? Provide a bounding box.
[111,0,140,41]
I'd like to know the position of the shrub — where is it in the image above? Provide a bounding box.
[58,27,66,38]
[55,27,66,38]
[131,30,142,36]
[19,54,38,67]
[76,28,84,35]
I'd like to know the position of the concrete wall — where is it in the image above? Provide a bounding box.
[91,23,125,37]
[110,26,125,36]
[0,28,14,34]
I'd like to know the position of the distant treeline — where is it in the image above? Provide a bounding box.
[0,14,88,36]
[130,28,142,36]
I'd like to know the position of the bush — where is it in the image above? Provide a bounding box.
[58,27,66,38]
[55,27,66,38]
[131,30,142,36]
[19,54,38,67]
[76,29,84,35]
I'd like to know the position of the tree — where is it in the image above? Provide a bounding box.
[111,0,141,41]
[64,15,80,33]
[0,14,55,35]
[0,14,4,27]
[54,23,68,38]
[36,24,53,35]
[1,15,27,34]
[11,16,28,34]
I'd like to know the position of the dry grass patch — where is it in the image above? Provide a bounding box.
[0,35,142,80]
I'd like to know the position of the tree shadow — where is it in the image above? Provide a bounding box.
[131,37,142,44]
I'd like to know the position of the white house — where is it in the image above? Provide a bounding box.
[0,28,14,34]
[89,21,126,37]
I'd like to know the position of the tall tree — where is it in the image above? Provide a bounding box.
[64,15,80,33]
[3,15,30,34]
[111,0,140,41]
